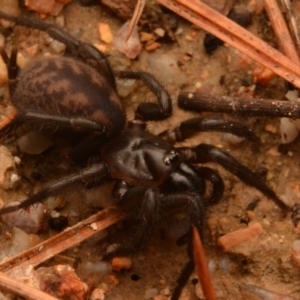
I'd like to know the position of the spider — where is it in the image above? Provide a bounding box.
[0,10,289,300]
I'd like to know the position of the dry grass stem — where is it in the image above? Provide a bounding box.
[0,271,59,300]
[125,0,146,41]
[263,0,300,64]
[192,227,217,300]
[0,207,125,273]
[280,0,300,55]
[221,0,236,15]
[156,0,300,88]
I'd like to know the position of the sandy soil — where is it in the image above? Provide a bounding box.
[0,1,300,299]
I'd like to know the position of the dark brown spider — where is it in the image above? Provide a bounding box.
[0,10,289,300]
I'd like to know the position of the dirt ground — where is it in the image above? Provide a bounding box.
[0,0,300,299]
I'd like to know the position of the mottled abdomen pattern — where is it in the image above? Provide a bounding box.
[13,56,125,137]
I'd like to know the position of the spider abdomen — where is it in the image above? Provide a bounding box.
[13,56,126,137]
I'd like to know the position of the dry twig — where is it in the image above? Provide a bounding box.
[0,207,125,273]
[0,271,59,300]
[178,92,300,118]
[156,0,300,88]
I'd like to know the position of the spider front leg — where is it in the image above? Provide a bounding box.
[0,163,109,215]
[0,48,19,95]
[179,144,289,211]
[116,70,172,122]
[158,116,259,144]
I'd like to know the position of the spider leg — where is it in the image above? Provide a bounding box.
[0,163,109,215]
[196,166,224,205]
[0,11,116,89]
[0,47,19,95]
[103,186,160,259]
[161,193,205,300]
[104,184,205,300]
[158,117,259,144]
[171,243,195,300]
[22,111,105,133]
[179,144,289,211]
[116,70,172,122]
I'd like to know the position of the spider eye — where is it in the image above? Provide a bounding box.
[163,150,179,165]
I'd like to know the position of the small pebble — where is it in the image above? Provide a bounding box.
[140,32,154,42]
[47,195,66,211]
[14,156,21,165]
[280,118,299,144]
[49,39,67,53]
[10,173,19,184]
[285,90,299,101]
[98,22,113,44]
[111,257,132,271]
[16,131,53,154]
[219,256,230,272]
[1,202,48,234]
[265,123,277,134]
[154,28,165,37]
[145,41,161,52]
[194,283,204,299]
[37,265,88,300]
[90,288,105,300]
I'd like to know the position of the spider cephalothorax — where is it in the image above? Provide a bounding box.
[0,10,288,300]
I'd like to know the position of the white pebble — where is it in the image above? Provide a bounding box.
[85,261,111,273]
[50,210,60,218]
[114,21,142,59]
[17,131,53,154]
[195,283,204,299]
[219,256,230,272]
[280,117,299,144]
[285,90,299,101]
[10,173,19,183]
[154,28,165,37]
[14,156,21,164]
[1,202,48,234]
[49,40,66,53]
[208,259,216,273]
[90,288,105,300]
